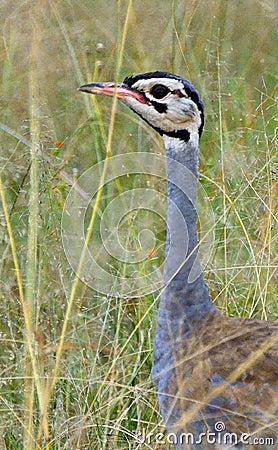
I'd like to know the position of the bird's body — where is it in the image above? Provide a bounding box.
[79,71,278,449]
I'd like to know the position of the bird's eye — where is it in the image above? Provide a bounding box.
[150,84,170,99]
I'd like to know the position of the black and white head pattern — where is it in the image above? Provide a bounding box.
[121,71,204,142]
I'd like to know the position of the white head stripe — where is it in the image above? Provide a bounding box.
[132,78,187,93]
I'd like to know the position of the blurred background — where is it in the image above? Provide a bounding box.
[0,0,277,448]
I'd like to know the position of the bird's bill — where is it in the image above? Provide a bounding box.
[78,82,148,104]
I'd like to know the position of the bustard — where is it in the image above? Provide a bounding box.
[79,72,278,449]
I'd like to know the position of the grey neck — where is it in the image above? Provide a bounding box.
[160,134,216,324]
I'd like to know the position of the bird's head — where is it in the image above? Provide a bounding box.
[78,71,204,142]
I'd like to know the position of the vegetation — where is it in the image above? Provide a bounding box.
[0,0,277,448]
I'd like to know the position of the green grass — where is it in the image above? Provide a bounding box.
[0,0,277,448]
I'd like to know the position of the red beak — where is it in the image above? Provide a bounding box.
[78,81,148,105]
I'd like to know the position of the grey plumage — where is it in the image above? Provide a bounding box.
[79,71,278,449]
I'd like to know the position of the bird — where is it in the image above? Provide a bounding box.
[78,72,278,449]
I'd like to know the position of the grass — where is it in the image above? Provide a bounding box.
[0,0,277,448]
